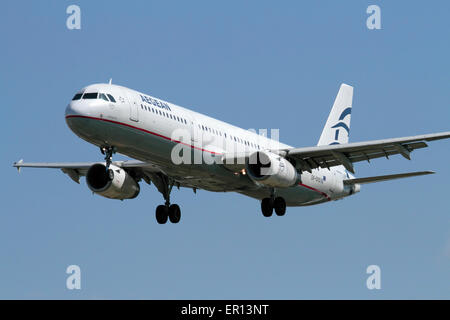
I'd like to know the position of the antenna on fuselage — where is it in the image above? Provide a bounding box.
[108,78,112,85]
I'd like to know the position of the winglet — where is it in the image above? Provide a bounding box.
[14,159,23,173]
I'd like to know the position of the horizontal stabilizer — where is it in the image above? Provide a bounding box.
[343,171,435,185]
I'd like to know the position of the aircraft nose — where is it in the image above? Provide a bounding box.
[66,100,86,117]
[65,98,93,136]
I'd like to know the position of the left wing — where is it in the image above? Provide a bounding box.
[281,131,450,173]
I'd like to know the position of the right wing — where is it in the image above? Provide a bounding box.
[281,131,450,173]
[13,159,161,184]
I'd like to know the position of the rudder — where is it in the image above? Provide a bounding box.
[317,83,353,146]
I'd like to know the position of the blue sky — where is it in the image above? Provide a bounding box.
[1,1,449,299]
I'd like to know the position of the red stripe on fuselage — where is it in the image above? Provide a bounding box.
[298,183,331,201]
[65,114,222,155]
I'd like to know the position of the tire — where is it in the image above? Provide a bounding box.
[261,198,273,217]
[156,205,168,224]
[169,204,181,224]
[274,197,286,216]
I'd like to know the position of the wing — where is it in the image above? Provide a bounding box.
[13,159,161,184]
[282,131,450,173]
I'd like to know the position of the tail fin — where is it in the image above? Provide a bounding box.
[317,83,353,146]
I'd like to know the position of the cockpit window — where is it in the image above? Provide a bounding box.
[83,92,98,99]
[99,93,109,101]
[72,93,83,100]
[107,94,116,103]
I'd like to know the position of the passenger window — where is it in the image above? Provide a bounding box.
[72,93,82,100]
[107,94,116,103]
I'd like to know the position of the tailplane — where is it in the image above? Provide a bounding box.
[317,83,353,146]
[343,171,435,185]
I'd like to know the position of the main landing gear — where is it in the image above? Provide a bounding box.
[150,173,182,224]
[156,203,181,224]
[98,146,181,224]
[261,190,286,217]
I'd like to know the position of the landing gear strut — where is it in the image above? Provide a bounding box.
[261,189,286,217]
[100,146,116,171]
[150,173,182,224]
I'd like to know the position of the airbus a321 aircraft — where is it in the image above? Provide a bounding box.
[14,82,450,224]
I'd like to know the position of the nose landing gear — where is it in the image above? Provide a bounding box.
[100,146,116,171]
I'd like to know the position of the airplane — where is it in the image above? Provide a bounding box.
[13,82,450,224]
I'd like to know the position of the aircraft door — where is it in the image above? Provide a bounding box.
[123,90,139,122]
[187,114,198,144]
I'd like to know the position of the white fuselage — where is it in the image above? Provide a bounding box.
[65,83,357,206]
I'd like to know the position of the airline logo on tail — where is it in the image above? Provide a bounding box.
[317,83,353,146]
[329,106,352,145]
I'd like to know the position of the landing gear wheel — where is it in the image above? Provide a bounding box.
[155,205,168,224]
[168,204,181,223]
[261,198,273,217]
[153,174,183,224]
[274,197,286,216]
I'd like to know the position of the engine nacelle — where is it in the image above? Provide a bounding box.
[246,151,298,188]
[86,163,140,200]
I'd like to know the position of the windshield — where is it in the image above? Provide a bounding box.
[82,92,98,99]
[72,93,83,100]
[78,92,116,102]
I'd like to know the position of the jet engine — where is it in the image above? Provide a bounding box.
[246,151,298,188]
[86,163,140,200]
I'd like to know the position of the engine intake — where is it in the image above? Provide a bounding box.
[86,163,140,200]
[246,151,298,188]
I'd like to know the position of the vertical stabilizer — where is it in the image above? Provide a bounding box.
[317,83,353,146]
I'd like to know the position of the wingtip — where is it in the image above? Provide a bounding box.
[14,159,23,173]
[13,159,23,166]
